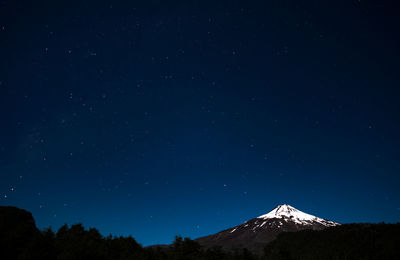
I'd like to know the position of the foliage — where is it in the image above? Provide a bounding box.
[262,223,400,260]
[1,206,399,260]
[1,220,258,260]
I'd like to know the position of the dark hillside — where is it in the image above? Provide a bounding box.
[1,206,399,260]
[264,223,400,260]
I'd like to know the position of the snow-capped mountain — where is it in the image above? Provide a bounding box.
[257,204,338,227]
[195,204,339,254]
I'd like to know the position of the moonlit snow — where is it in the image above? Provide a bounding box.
[257,204,339,226]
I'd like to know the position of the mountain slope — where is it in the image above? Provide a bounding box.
[195,204,339,254]
[264,223,400,259]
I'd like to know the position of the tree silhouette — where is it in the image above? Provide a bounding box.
[1,206,399,260]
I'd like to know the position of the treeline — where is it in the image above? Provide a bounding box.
[0,205,257,260]
[4,223,257,260]
[1,206,400,259]
[264,223,400,260]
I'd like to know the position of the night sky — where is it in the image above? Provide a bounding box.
[1,0,399,246]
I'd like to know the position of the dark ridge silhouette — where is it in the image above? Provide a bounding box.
[263,223,400,260]
[0,206,399,259]
[0,206,45,259]
[0,206,257,260]
[195,204,339,254]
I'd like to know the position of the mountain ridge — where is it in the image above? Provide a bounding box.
[195,204,339,254]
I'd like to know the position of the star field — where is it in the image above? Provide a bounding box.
[0,0,399,246]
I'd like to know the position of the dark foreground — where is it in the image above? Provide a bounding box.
[1,206,399,260]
